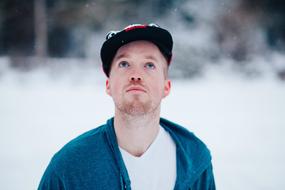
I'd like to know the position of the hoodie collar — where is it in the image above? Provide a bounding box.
[104,117,211,189]
[105,118,131,190]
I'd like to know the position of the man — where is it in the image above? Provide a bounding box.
[38,23,215,190]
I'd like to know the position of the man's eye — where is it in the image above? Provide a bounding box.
[118,61,130,68]
[145,62,155,69]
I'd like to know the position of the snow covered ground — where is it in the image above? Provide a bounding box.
[0,62,285,189]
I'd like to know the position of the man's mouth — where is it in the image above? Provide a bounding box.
[126,86,147,93]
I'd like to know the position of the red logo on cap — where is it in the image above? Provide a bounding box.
[124,24,147,32]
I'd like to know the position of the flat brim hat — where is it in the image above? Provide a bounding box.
[100,23,173,77]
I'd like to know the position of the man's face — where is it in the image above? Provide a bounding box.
[106,40,171,116]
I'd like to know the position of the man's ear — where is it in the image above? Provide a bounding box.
[163,79,171,98]
[106,79,111,96]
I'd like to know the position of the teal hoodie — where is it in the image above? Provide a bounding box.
[38,118,215,190]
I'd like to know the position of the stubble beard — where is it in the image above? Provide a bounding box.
[116,94,155,116]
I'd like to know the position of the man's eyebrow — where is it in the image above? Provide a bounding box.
[144,55,158,61]
[113,53,130,61]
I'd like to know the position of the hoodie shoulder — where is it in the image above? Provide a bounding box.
[49,124,110,171]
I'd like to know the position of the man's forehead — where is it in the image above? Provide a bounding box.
[113,41,164,61]
[113,52,160,62]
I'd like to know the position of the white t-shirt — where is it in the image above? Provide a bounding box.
[119,126,177,190]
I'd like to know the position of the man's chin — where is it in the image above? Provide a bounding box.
[123,101,151,116]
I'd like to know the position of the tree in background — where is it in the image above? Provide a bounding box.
[0,0,181,59]
[34,0,47,58]
[0,0,34,56]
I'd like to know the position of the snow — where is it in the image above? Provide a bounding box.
[0,63,285,189]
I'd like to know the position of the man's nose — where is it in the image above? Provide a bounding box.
[129,66,143,82]
[129,70,143,82]
[130,76,142,82]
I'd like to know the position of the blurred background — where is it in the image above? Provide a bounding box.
[0,0,285,189]
[0,0,285,78]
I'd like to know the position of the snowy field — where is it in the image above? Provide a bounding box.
[0,61,285,190]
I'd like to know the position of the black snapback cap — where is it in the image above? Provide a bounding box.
[100,23,173,77]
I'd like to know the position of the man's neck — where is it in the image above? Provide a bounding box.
[114,107,161,157]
